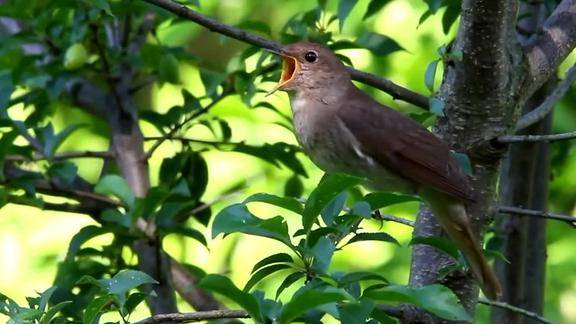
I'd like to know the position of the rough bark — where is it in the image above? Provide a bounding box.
[492,2,553,322]
[407,0,525,321]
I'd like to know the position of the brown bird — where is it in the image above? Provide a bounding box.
[267,42,502,300]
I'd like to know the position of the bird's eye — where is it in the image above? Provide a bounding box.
[304,51,318,63]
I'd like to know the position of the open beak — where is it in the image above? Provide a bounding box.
[265,48,299,96]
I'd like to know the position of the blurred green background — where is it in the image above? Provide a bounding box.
[1,0,575,322]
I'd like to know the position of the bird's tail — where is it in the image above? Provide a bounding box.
[426,194,502,300]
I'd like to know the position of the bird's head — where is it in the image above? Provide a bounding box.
[267,42,349,95]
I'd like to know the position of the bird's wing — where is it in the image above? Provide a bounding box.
[338,90,474,202]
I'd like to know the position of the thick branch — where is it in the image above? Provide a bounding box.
[498,130,576,143]
[139,0,428,109]
[134,310,250,324]
[515,63,576,131]
[524,0,576,93]
[497,206,576,226]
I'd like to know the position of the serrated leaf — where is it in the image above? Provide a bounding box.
[198,274,262,322]
[364,284,471,322]
[276,272,305,299]
[95,175,135,208]
[410,236,460,260]
[356,32,404,56]
[245,264,291,292]
[303,173,363,232]
[429,97,445,116]
[345,232,399,246]
[251,253,294,274]
[425,59,439,92]
[278,286,348,324]
[244,193,304,215]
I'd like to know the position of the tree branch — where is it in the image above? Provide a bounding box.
[515,63,576,131]
[5,151,114,162]
[138,0,428,109]
[497,206,576,226]
[479,299,553,324]
[134,310,250,324]
[524,0,576,93]
[498,130,576,143]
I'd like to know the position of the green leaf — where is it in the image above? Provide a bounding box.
[310,236,335,273]
[38,286,57,312]
[370,307,398,323]
[276,272,305,299]
[350,201,371,218]
[451,152,472,175]
[39,301,72,324]
[442,3,460,34]
[425,59,439,92]
[364,284,472,322]
[278,286,348,324]
[48,161,78,187]
[321,191,347,226]
[244,264,291,292]
[356,32,404,56]
[212,204,293,247]
[83,295,116,324]
[338,298,375,324]
[429,97,445,117]
[95,175,135,208]
[251,253,294,274]
[303,173,362,232]
[0,70,13,116]
[100,270,158,297]
[200,69,226,97]
[244,193,304,215]
[198,274,261,322]
[337,271,388,286]
[284,175,304,198]
[363,192,420,210]
[363,0,390,20]
[85,0,112,15]
[123,292,148,315]
[338,0,359,30]
[346,232,399,246]
[66,226,112,261]
[159,225,207,246]
[410,236,460,260]
[158,54,180,84]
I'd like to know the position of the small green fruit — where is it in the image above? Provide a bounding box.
[64,43,88,70]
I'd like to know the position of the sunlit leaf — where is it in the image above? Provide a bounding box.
[244,193,304,215]
[276,272,305,299]
[245,264,291,292]
[199,274,262,322]
[345,232,399,246]
[303,173,362,232]
[251,253,294,274]
[364,284,471,321]
[425,59,440,92]
[95,175,135,208]
[363,0,390,20]
[337,0,359,30]
[278,286,348,324]
[356,32,404,56]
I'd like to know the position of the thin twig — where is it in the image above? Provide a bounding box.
[478,299,553,324]
[144,90,232,158]
[497,206,576,226]
[515,63,576,131]
[5,151,114,162]
[133,310,250,324]
[375,212,415,227]
[139,0,429,109]
[498,130,576,143]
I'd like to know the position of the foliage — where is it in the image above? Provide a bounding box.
[0,0,574,323]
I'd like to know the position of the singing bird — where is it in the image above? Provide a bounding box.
[267,42,501,300]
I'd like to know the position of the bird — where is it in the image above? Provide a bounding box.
[266,41,502,300]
